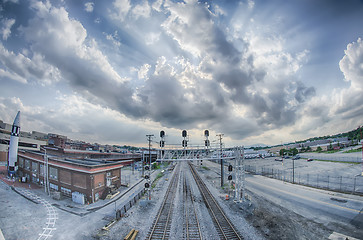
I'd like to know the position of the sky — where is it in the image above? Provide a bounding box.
[0,0,362,148]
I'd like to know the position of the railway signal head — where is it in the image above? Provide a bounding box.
[228,165,233,172]
[144,182,150,188]
[144,175,150,179]
[145,165,150,171]
[182,139,187,147]
[228,175,232,181]
[160,140,165,147]
[182,130,187,138]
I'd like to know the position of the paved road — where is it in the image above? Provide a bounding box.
[245,175,363,225]
[202,159,363,237]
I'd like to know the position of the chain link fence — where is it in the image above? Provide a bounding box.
[245,165,363,195]
[302,154,363,163]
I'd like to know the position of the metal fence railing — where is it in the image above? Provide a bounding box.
[245,165,363,195]
[301,154,362,163]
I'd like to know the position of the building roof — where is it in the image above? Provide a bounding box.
[18,150,137,174]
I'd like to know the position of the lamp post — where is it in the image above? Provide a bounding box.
[217,134,224,187]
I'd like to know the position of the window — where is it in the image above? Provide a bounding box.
[18,158,24,168]
[39,164,44,176]
[49,183,58,191]
[32,162,38,173]
[25,160,30,170]
[61,187,71,197]
[19,142,38,148]
[49,167,58,180]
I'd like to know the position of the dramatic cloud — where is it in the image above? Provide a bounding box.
[1,18,15,40]
[0,43,60,84]
[1,0,362,146]
[335,38,363,119]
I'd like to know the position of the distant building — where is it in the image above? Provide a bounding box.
[0,123,47,162]
[48,133,67,149]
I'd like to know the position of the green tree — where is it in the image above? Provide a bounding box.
[289,148,298,156]
[317,146,322,152]
[301,146,306,152]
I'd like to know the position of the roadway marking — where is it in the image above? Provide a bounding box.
[329,231,359,240]
[17,189,57,240]
[248,179,361,214]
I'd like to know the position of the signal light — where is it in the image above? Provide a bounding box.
[144,175,150,179]
[228,165,233,172]
[145,182,150,188]
[182,130,187,138]
[145,165,150,170]
[228,175,232,181]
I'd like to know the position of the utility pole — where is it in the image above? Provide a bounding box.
[146,134,154,200]
[146,134,154,167]
[360,126,363,176]
[217,134,224,187]
[292,157,295,184]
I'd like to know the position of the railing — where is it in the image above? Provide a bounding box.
[245,165,363,195]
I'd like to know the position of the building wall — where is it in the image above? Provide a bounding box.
[16,153,131,204]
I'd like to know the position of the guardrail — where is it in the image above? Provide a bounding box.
[245,165,363,195]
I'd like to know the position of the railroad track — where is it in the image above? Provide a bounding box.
[183,172,202,240]
[189,162,243,240]
[146,164,179,240]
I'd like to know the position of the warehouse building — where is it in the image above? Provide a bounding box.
[17,148,141,204]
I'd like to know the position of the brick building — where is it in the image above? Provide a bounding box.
[17,149,141,204]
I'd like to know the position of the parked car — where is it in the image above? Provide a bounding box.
[275,158,283,162]
[307,158,313,162]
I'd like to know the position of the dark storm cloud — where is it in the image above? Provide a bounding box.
[295,81,316,103]
[6,0,320,142]
[137,64,226,128]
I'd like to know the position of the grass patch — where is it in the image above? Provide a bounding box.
[312,159,360,164]
[325,149,341,154]
[343,148,362,153]
[151,172,164,189]
[202,166,209,170]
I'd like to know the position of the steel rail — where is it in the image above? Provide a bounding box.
[189,162,243,240]
[183,172,202,240]
[146,164,179,240]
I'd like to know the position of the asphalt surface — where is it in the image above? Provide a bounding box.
[246,175,363,227]
[203,159,363,238]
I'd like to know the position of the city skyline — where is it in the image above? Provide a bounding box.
[0,0,363,147]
